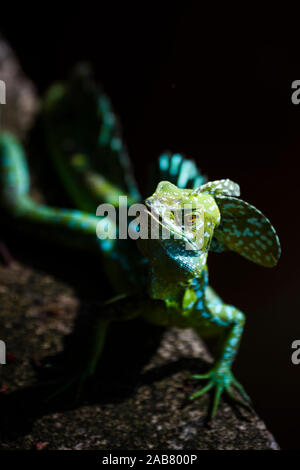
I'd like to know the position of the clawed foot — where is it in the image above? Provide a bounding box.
[188,365,252,419]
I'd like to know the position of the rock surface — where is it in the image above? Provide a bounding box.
[0,261,279,450]
[0,33,279,450]
[0,34,39,138]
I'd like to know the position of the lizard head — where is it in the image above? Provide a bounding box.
[139,181,221,278]
[139,178,280,279]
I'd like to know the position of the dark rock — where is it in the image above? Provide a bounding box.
[0,34,39,139]
[0,262,279,450]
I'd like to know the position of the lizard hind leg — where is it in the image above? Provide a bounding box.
[44,315,111,403]
[43,294,144,404]
[0,131,118,253]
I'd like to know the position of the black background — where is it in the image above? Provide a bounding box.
[1,4,300,449]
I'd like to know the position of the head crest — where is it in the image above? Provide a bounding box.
[194,179,280,267]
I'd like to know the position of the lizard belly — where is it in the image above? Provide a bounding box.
[141,299,193,329]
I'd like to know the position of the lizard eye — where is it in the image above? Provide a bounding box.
[185,214,197,225]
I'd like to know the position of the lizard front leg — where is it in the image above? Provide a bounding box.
[44,294,149,402]
[189,286,251,418]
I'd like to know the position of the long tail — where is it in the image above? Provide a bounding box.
[0,132,114,253]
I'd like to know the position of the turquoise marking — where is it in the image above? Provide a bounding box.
[159,154,169,171]
[170,154,182,175]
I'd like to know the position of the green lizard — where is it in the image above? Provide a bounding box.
[0,68,281,418]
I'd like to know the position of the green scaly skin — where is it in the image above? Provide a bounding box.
[0,69,281,418]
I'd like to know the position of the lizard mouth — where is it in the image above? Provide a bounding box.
[144,206,201,252]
